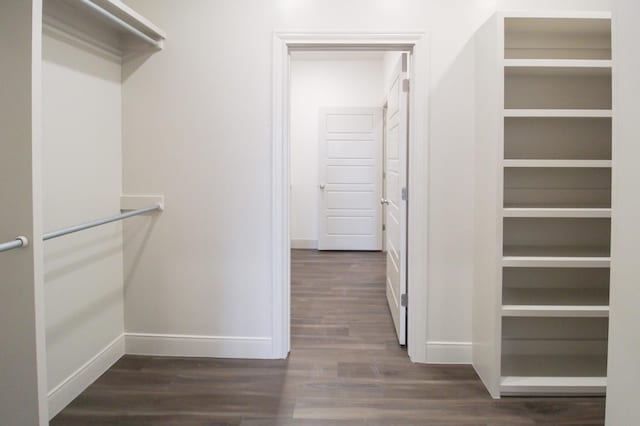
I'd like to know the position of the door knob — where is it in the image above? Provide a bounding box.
[380,198,390,205]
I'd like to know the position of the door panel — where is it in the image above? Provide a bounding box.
[384,53,409,345]
[318,108,383,251]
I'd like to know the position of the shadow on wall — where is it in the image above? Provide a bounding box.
[44,231,122,281]
[46,285,123,350]
[122,214,159,293]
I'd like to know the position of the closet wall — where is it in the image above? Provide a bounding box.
[42,31,124,412]
[290,52,385,249]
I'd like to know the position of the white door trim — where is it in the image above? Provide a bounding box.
[272,30,430,363]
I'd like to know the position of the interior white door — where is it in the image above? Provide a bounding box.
[318,107,383,251]
[384,53,409,345]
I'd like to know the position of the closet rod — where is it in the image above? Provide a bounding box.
[43,205,161,242]
[79,0,163,49]
[0,236,29,254]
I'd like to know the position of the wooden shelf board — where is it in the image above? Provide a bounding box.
[504,109,612,118]
[502,305,609,317]
[503,256,611,268]
[503,159,611,168]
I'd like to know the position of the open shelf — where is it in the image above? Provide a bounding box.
[504,109,612,117]
[503,266,610,303]
[504,117,611,160]
[502,256,610,268]
[504,159,611,168]
[503,217,611,258]
[504,167,611,209]
[504,59,612,69]
[505,66,611,110]
[43,0,167,57]
[503,207,611,218]
[505,17,611,60]
[503,286,609,306]
[503,245,610,258]
[502,305,608,317]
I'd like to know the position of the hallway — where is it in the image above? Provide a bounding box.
[52,251,605,425]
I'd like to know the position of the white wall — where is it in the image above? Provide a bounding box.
[606,1,640,424]
[290,52,385,247]
[0,1,48,424]
[42,33,124,416]
[121,0,611,362]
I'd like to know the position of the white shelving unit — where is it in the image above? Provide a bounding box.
[473,11,612,398]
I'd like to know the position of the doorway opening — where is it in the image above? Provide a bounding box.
[272,32,430,362]
[289,49,410,357]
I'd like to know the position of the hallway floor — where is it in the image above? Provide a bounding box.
[52,250,605,425]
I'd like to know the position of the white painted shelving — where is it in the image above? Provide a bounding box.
[504,109,612,117]
[473,11,612,398]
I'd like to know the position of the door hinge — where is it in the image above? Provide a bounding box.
[382,223,386,231]
[401,294,408,307]
[402,79,410,93]
[401,187,408,201]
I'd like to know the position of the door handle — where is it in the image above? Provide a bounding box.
[319,184,326,190]
[380,198,390,205]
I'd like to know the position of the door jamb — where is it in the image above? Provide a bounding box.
[272,31,430,363]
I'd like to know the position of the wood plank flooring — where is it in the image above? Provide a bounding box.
[52,250,605,425]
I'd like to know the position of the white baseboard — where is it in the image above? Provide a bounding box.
[125,333,273,359]
[291,239,318,249]
[48,334,125,420]
[425,341,472,364]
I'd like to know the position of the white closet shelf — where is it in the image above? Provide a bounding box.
[503,287,610,307]
[85,0,166,42]
[502,305,609,318]
[504,59,612,69]
[43,0,167,55]
[504,109,612,118]
[503,207,611,218]
[503,256,611,268]
[503,159,611,168]
[500,376,606,396]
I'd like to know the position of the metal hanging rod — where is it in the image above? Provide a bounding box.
[79,0,163,49]
[0,236,29,254]
[1,205,160,254]
[43,205,161,242]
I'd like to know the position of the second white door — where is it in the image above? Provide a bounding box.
[318,107,383,251]
[384,53,409,345]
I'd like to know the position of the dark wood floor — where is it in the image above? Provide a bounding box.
[52,250,605,425]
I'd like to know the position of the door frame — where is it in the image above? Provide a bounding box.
[272,31,430,363]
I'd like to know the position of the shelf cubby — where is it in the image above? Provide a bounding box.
[503,267,610,305]
[504,117,611,160]
[504,167,611,209]
[505,66,611,110]
[501,316,608,394]
[503,217,611,258]
[505,17,611,60]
